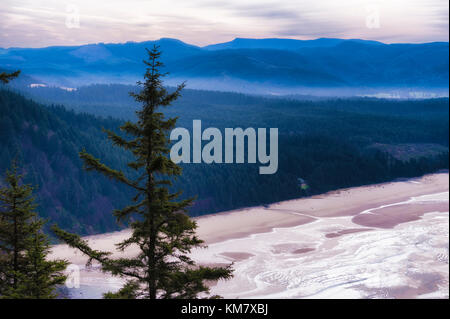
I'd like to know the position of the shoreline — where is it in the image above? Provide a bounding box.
[51,171,449,260]
[194,171,449,244]
[74,170,449,245]
[49,172,449,298]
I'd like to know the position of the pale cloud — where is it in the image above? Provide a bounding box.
[0,0,448,48]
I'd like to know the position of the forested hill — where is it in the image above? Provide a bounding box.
[0,89,133,234]
[0,87,449,236]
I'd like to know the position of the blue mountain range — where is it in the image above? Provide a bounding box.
[1,38,448,91]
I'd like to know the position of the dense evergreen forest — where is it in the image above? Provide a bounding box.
[0,89,134,234]
[0,85,448,236]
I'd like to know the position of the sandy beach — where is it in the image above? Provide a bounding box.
[50,172,449,298]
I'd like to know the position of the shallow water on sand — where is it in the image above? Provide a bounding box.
[64,191,449,299]
[201,192,449,298]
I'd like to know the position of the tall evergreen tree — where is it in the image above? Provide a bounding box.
[16,220,68,299]
[52,46,233,299]
[0,162,67,298]
[0,70,20,84]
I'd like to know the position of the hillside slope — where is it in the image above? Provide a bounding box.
[0,87,448,236]
[0,88,133,234]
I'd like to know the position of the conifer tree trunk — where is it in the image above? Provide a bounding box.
[13,210,18,289]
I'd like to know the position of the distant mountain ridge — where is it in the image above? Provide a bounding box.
[202,37,384,51]
[1,37,448,92]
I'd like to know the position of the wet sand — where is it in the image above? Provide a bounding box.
[50,172,449,299]
[353,202,447,228]
[325,228,372,238]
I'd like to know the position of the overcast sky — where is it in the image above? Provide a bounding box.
[1,0,448,48]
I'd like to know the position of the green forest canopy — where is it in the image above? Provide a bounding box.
[0,86,448,235]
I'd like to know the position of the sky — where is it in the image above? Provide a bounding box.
[0,0,448,48]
